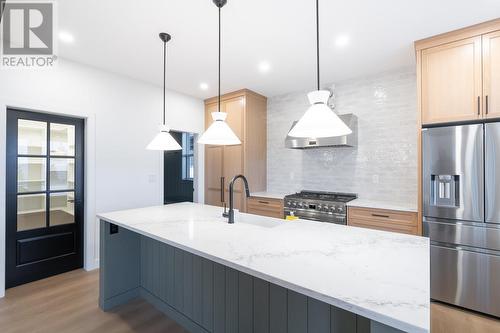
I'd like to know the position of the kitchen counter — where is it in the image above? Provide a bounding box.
[250,191,286,200]
[348,198,418,212]
[98,202,429,332]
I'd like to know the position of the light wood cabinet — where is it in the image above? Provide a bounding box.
[416,20,500,125]
[483,30,500,119]
[204,90,267,213]
[421,37,482,124]
[247,197,284,219]
[347,206,418,235]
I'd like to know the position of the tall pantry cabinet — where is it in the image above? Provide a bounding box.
[204,89,267,212]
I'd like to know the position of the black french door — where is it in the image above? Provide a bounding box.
[6,109,84,288]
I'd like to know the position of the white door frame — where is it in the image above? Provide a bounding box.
[0,100,97,298]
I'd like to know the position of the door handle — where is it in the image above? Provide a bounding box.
[477,96,481,116]
[372,213,390,218]
[220,177,225,203]
[486,95,489,115]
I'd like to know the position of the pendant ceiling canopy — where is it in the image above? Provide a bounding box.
[147,32,182,151]
[288,0,352,139]
[198,0,241,146]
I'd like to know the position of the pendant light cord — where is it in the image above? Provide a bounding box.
[163,39,167,125]
[218,6,221,112]
[316,0,320,91]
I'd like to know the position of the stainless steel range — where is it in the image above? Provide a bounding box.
[284,191,357,224]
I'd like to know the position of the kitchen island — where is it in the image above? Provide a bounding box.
[97,202,429,333]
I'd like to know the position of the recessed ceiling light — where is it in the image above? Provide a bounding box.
[58,31,75,44]
[200,82,209,90]
[258,61,271,74]
[335,35,350,48]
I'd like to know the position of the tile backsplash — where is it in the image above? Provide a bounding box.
[267,68,417,205]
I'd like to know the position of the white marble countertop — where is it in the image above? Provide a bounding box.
[250,191,286,200]
[98,202,429,333]
[347,198,418,213]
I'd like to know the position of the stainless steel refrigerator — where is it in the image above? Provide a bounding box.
[423,122,500,318]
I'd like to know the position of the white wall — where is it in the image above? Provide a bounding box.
[267,68,418,205]
[0,59,205,297]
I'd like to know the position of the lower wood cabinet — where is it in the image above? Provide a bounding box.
[347,207,418,235]
[247,197,284,219]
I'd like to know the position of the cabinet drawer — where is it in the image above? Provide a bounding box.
[348,207,418,235]
[247,197,284,219]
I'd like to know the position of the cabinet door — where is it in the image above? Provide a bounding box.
[421,37,482,124]
[205,103,224,207]
[223,145,244,211]
[205,146,223,206]
[483,30,500,119]
[224,97,244,141]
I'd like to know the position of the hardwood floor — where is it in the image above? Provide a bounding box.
[431,302,500,333]
[3,269,500,333]
[0,269,188,333]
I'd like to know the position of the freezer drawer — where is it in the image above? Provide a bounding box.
[424,218,500,251]
[422,124,484,222]
[486,122,500,225]
[431,245,500,317]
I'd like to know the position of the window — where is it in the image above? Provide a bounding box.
[182,132,194,180]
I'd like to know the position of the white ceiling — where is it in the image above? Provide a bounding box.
[57,0,500,99]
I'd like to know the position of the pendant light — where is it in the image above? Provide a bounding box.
[146,33,182,151]
[198,0,241,146]
[288,0,352,138]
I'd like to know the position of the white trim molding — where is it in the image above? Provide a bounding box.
[0,100,98,297]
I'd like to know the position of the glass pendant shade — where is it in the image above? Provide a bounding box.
[198,112,241,145]
[288,90,352,138]
[146,125,182,150]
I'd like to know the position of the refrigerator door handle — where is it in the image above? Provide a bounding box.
[485,122,500,224]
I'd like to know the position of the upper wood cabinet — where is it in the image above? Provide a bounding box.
[204,90,267,213]
[421,37,482,124]
[416,19,500,125]
[483,30,500,119]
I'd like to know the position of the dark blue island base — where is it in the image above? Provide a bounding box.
[99,221,405,333]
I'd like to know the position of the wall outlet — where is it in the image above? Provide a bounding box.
[148,174,157,183]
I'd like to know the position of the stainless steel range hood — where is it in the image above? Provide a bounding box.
[285,114,357,149]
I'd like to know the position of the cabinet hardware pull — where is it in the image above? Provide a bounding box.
[372,213,390,218]
[486,95,489,115]
[220,177,225,203]
[258,201,270,204]
[477,96,481,115]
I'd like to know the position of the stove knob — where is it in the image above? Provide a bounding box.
[286,201,291,206]
[338,206,344,212]
[317,204,322,210]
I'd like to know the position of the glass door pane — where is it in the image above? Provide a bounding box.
[17,157,46,193]
[49,192,75,226]
[17,193,46,231]
[50,158,75,190]
[18,119,47,155]
[50,123,75,156]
